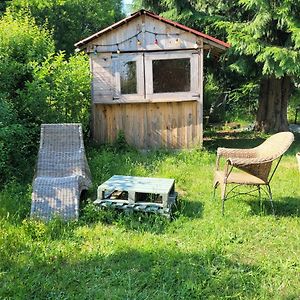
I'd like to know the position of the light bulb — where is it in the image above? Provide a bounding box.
[207,49,211,59]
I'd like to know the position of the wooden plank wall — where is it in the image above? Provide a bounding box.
[93,101,201,149]
[87,16,201,54]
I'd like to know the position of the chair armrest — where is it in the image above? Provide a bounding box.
[217,147,257,159]
[227,156,273,167]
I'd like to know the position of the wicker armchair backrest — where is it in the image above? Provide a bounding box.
[255,132,294,161]
[241,132,294,182]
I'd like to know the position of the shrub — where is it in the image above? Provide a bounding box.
[20,52,91,132]
[0,100,32,183]
[0,12,91,183]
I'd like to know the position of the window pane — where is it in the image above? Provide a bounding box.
[153,58,190,93]
[120,61,137,94]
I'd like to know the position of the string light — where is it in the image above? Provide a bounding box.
[207,48,211,58]
[91,29,182,53]
[154,34,158,45]
[145,30,180,37]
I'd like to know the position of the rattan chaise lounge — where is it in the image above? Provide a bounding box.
[213,132,294,215]
[31,124,92,220]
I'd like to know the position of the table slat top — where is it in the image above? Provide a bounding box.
[98,175,175,194]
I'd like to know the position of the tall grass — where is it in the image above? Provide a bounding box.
[0,132,299,299]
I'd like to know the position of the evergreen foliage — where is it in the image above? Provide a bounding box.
[134,0,300,131]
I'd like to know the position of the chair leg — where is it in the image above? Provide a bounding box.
[221,184,227,216]
[212,184,217,201]
[266,184,275,215]
[258,185,262,212]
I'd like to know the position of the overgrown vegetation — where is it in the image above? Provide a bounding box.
[0,11,91,184]
[4,0,123,54]
[1,2,300,298]
[1,133,299,299]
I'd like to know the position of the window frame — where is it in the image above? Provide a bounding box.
[111,53,144,102]
[110,50,200,103]
[144,51,200,102]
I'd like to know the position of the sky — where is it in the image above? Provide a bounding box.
[123,0,134,15]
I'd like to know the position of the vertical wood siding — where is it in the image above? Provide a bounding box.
[93,101,201,149]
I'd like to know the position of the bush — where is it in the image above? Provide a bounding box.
[0,12,91,183]
[0,11,55,105]
[20,52,91,132]
[8,0,123,54]
[0,100,32,184]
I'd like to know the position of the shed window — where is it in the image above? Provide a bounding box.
[145,51,200,101]
[120,61,137,94]
[112,53,144,102]
[110,50,200,103]
[153,58,190,93]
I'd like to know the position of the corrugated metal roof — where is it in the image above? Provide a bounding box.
[75,9,230,50]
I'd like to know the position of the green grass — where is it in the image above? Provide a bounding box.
[0,132,300,299]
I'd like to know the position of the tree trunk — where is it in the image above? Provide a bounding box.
[255,76,290,132]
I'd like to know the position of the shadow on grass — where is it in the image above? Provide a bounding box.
[247,197,300,217]
[2,248,268,299]
[204,131,300,158]
[176,198,204,219]
[204,131,265,153]
[78,198,204,235]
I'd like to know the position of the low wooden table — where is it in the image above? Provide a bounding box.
[94,175,177,216]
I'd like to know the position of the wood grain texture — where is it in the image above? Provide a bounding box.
[87,16,200,54]
[93,101,201,149]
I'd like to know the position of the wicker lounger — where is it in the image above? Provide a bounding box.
[31,124,92,220]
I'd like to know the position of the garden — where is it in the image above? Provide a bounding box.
[0,1,300,299]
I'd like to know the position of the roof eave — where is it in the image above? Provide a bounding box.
[74,9,229,50]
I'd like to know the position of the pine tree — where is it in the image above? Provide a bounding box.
[222,0,300,132]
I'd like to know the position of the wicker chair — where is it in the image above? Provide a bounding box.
[213,132,294,215]
[31,124,92,220]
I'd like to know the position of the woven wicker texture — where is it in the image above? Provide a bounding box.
[215,132,294,183]
[31,124,92,220]
[213,132,294,214]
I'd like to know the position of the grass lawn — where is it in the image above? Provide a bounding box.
[0,131,299,299]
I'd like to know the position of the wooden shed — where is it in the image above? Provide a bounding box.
[75,9,229,149]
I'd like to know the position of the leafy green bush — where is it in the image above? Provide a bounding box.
[8,0,123,54]
[0,100,32,183]
[0,11,91,183]
[20,52,91,132]
[0,11,55,105]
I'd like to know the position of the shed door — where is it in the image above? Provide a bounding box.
[111,53,144,102]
